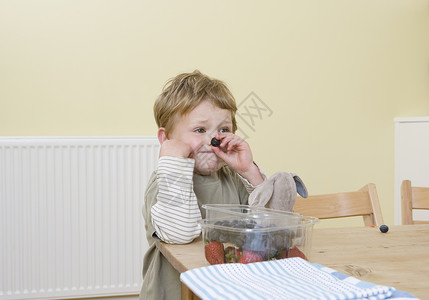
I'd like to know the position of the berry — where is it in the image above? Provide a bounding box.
[263,248,280,260]
[211,137,221,147]
[238,250,263,264]
[204,241,225,265]
[225,246,242,263]
[277,248,288,259]
[379,225,389,233]
[287,247,307,260]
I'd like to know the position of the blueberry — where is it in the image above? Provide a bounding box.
[221,220,231,227]
[211,137,221,147]
[379,225,389,233]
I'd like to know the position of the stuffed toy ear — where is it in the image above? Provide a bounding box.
[291,173,308,198]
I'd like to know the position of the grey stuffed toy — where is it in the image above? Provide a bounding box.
[248,172,308,212]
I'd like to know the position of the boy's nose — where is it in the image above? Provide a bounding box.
[204,134,214,145]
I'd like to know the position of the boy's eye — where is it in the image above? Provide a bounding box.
[219,128,230,133]
[194,128,206,133]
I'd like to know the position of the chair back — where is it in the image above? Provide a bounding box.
[294,183,384,226]
[401,180,429,224]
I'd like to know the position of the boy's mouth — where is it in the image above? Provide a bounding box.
[197,146,214,154]
[198,150,215,154]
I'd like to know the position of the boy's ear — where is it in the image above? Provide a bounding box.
[157,128,168,144]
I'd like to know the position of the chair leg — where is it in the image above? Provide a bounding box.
[360,183,384,226]
[401,180,413,225]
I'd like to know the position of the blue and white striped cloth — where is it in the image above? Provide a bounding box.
[180,257,417,300]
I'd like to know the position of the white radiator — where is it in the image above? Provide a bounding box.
[0,137,160,300]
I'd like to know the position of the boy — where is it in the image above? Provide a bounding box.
[140,70,265,300]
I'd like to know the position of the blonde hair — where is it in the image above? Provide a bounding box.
[154,70,238,136]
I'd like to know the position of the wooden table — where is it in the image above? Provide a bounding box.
[157,224,429,299]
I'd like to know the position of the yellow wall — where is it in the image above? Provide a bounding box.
[1,0,429,226]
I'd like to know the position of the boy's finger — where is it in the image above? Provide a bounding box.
[219,135,236,148]
[212,146,228,158]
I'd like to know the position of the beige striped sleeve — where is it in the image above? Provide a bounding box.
[150,156,202,244]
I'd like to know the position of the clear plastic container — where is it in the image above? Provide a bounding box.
[199,204,319,265]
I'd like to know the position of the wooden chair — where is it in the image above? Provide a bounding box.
[294,183,384,226]
[401,180,429,224]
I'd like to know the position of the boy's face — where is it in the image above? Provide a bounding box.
[168,100,233,175]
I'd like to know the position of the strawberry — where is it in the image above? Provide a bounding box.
[238,250,263,264]
[277,248,288,259]
[262,248,279,260]
[204,241,225,265]
[287,246,307,260]
[225,246,242,263]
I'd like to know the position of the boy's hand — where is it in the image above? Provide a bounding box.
[212,133,264,186]
[159,139,193,158]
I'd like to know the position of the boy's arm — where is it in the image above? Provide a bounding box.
[238,163,267,194]
[150,156,202,244]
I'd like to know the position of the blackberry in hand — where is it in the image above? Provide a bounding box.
[211,137,221,147]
